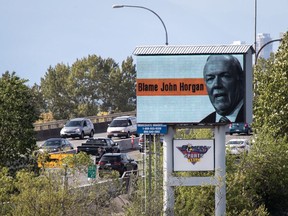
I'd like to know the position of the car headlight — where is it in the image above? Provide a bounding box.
[75,128,81,132]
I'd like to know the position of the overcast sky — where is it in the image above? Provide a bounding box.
[1,0,287,86]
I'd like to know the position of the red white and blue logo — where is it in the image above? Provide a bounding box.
[177,144,211,165]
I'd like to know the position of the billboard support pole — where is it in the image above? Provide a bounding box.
[214,125,226,216]
[163,125,175,215]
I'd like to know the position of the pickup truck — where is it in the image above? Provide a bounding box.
[76,137,120,161]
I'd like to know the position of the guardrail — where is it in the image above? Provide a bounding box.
[33,110,136,141]
[33,110,136,131]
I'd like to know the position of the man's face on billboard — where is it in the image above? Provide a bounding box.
[203,55,243,116]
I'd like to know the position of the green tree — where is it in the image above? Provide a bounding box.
[0,166,128,215]
[69,55,117,116]
[247,31,288,215]
[100,56,136,112]
[40,55,136,119]
[253,32,288,137]
[30,83,47,118]
[0,167,15,215]
[0,72,39,170]
[40,64,73,120]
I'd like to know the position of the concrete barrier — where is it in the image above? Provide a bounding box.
[34,111,136,141]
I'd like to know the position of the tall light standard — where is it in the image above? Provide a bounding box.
[254,0,257,53]
[112,4,169,45]
[255,38,282,64]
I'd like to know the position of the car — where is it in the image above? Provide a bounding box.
[107,116,137,138]
[60,118,95,139]
[97,153,138,177]
[229,122,252,135]
[39,138,74,153]
[225,139,250,155]
[77,137,120,162]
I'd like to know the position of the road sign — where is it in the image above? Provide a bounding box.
[137,124,167,134]
[88,165,96,179]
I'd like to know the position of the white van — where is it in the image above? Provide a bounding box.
[107,116,137,138]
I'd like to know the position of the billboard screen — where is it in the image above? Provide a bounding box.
[136,52,253,125]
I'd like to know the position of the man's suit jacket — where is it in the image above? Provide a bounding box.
[200,105,244,123]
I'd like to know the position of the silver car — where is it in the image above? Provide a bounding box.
[60,118,95,139]
[226,139,250,155]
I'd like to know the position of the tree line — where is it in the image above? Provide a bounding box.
[32,55,136,121]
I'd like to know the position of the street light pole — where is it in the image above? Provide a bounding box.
[254,0,257,53]
[255,38,282,64]
[112,4,169,45]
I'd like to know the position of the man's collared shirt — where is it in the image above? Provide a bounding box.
[216,100,244,122]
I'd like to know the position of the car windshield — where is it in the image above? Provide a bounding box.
[101,156,121,163]
[66,120,81,127]
[227,140,244,145]
[110,120,128,127]
[43,140,61,147]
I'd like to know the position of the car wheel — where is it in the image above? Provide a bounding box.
[89,130,94,138]
[80,131,84,139]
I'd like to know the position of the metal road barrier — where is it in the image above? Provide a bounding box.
[33,111,136,141]
[33,111,136,131]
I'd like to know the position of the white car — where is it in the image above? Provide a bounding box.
[226,139,250,155]
[107,116,137,138]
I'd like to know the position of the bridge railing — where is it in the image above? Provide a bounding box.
[33,110,136,131]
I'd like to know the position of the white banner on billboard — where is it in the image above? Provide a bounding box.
[173,139,214,171]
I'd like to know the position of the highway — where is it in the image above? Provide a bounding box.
[36,132,143,162]
[36,131,253,163]
[36,131,252,186]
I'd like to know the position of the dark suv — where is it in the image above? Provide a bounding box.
[229,123,252,135]
[97,153,138,177]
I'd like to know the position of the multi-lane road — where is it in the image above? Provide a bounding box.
[36,132,252,185]
[37,131,253,162]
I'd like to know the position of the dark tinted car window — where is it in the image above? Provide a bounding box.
[66,121,81,127]
[110,119,128,127]
[227,140,244,145]
[43,140,61,146]
[128,120,132,125]
[101,156,121,162]
[86,139,107,145]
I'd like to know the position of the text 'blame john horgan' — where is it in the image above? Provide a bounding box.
[136,78,207,96]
